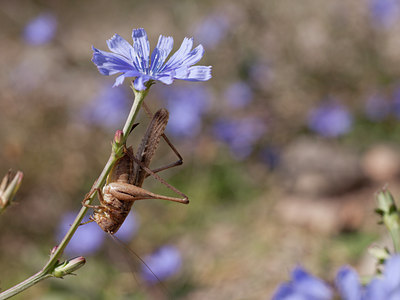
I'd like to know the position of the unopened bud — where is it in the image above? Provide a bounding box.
[375,189,400,229]
[0,170,23,212]
[376,189,396,215]
[53,256,86,278]
[114,130,123,145]
[112,130,125,156]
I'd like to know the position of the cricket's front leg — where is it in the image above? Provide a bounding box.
[81,187,109,211]
[108,182,189,204]
[82,187,102,210]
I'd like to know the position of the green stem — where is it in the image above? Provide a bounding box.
[0,87,148,300]
[389,226,400,253]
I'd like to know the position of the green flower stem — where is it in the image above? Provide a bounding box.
[389,225,400,253]
[0,87,148,300]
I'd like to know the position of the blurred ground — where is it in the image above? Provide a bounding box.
[1,0,400,299]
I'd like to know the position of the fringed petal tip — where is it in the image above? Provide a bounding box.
[113,74,125,87]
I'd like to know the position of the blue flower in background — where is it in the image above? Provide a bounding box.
[368,0,400,28]
[365,94,390,122]
[223,81,253,109]
[273,266,333,300]
[213,117,266,159]
[249,62,272,88]
[260,147,280,170]
[140,245,182,285]
[57,212,105,255]
[392,87,400,119]
[335,267,362,300]
[194,14,229,49]
[308,100,353,138]
[159,85,211,138]
[23,13,57,45]
[273,255,400,300]
[82,84,130,129]
[92,28,212,90]
[364,255,400,300]
[114,212,139,242]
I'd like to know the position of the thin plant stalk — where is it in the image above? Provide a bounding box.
[0,86,148,300]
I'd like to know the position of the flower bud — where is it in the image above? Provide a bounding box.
[52,256,86,278]
[375,189,400,228]
[114,130,123,145]
[376,189,397,216]
[112,130,125,156]
[0,170,23,212]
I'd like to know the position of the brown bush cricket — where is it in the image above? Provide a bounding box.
[84,107,189,234]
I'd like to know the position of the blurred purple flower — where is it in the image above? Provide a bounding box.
[114,212,139,242]
[223,81,253,109]
[364,255,400,300]
[273,255,400,300]
[249,62,272,88]
[160,85,211,138]
[81,84,130,129]
[57,212,105,255]
[273,266,333,300]
[92,28,212,90]
[392,87,400,119]
[365,94,390,121]
[140,245,182,285]
[23,13,57,45]
[335,267,363,300]
[194,14,229,49]
[308,101,353,138]
[368,0,400,28]
[260,147,280,170]
[213,117,266,159]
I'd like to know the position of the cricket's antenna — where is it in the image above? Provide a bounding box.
[109,234,170,296]
[109,234,139,286]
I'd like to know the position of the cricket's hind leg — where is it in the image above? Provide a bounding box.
[122,150,189,204]
[142,102,183,176]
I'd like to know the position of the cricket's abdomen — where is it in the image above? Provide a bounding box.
[92,195,133,234]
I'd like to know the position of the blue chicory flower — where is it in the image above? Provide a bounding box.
[159,84,211,138]
[213,117,266,160]
[57,212,105,255]
[273,255,400,300]
[308,100,353,138]
[335,267,363,300]
[81,84,130,129]
[114,212,139,242]
[194,14,229,49]
[272,266,333,300]
[259,146,280,170]
[92,28,212,90]
[368,0,400,28]
[223,81,253,109]
[140,245,182,285]
[249,62,273,89]
[365,94,390,122]
[364,255,400,300]
[23,13,57,45]
[392,86,400,120]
